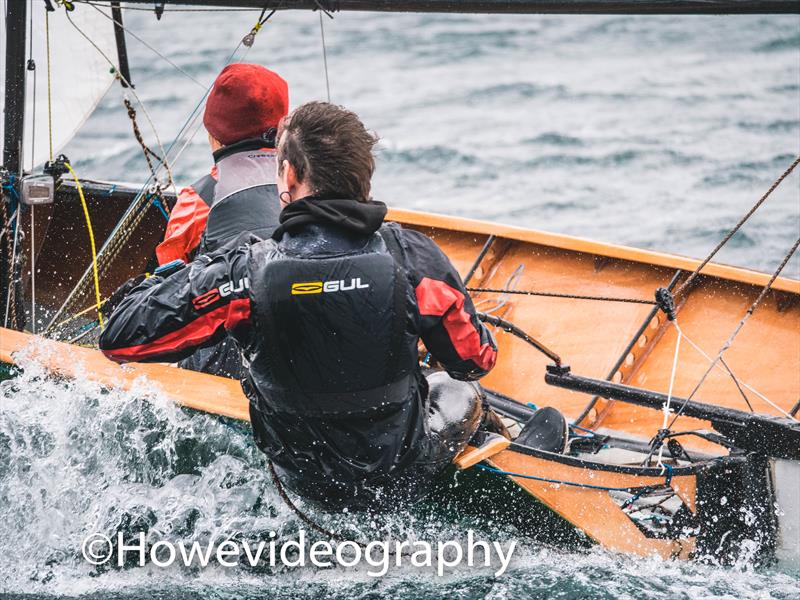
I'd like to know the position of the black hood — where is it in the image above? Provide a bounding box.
[272,197,387,240]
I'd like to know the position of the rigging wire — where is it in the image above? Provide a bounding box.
[45,10,54,162]
[667,235,800,429]
[319,11,331,102]
[85,2,206,89]
[63,8,175,190]
[674,317,797,421]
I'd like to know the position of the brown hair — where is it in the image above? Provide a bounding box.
[276,102,378,202]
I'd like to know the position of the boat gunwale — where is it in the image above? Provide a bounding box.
[387,207,800,295]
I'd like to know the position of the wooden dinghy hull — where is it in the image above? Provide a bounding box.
[3,197,799,565]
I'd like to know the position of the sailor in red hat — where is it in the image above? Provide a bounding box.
[154,63,289,377]
[156,63,289,267]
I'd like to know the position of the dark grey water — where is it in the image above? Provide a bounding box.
[3,6,800,599]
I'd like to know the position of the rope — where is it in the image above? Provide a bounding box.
[674,155,800,299]
[0,208,18,245]
[123,98,171,216]
[64,162,104,328]
[2,200,21,330]
[667,235,800,429]
[63,9,174,190]
[267,461,344,541]
[468,287,657,305]
[474,265,525,315]
[86,2,205,89]
[50,297,109,332]
[679,327,793,419]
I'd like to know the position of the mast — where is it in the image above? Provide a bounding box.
[99,0,800,14]
[2,0,27,175]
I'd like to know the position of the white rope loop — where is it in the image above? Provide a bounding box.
[656,321,683,471]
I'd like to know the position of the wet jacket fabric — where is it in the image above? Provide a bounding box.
[157,139,281,378]
[99,197,497,502]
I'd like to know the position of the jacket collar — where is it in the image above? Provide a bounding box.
[213,137,275,163]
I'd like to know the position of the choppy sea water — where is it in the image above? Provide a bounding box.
[3,7,800,599]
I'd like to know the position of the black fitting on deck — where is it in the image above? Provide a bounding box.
[655,287,677,321]
[43,154,70,179]
[546,363,571,377]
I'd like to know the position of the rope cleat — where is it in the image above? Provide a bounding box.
[655,287,677,321]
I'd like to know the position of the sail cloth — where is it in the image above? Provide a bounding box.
[0,3,117,171]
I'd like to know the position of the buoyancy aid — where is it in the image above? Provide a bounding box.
[245,226,416,417]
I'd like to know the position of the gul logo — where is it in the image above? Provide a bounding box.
[192,277,249,309]
[291,278,369,295]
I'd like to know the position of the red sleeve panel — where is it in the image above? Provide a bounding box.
[394,225,497,381]
[416,277,497,372]
[156,168,217,265]
[103,298,250,362]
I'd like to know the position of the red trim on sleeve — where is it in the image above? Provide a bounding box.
[102,298,250,362]
[415,277,496,371]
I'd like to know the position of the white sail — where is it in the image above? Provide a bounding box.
[1,2,117,171]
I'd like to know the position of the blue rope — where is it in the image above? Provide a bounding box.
[147,194,169,221]
[663,463,673,486]
[474,463,669,493]
[570,423,597,436]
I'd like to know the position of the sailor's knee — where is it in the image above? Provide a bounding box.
[425,371,483,444]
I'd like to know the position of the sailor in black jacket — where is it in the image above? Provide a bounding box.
[100,102,500,510]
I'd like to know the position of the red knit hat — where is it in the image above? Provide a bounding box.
[203,63,289,146]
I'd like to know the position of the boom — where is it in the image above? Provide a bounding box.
[87,0,800,15]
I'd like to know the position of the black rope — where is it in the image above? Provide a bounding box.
[123,98,170,215]
[477,311,562,366]
[674,155,800,299]
[267,460,344,540]
[468,287,656,305]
